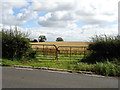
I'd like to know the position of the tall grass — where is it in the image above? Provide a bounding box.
[94,61,119,76]
[2,58,120,76]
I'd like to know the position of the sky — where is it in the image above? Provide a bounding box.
[0,0,119,41]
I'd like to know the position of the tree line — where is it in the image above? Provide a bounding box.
[30,35,64,42]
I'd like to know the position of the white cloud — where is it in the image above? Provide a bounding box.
[29,0,75,12]
[1,0,118,26]
[28,24,118,41]
[38,11,76,27]
[0,23,118,41]
[35,0,118,27]
[2,0,28,8]
[0,0,119,41]
[0,0,37,25]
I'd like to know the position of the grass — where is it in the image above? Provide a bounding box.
[2,58,120,76]
[2,59,22,66]
[94,61,120,76]
[35,50,85,61]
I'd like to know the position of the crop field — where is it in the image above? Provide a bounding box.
[31,42,90,60]
[31,41,90,47]
[31,42,90,51]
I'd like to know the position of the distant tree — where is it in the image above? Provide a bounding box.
[30,39,38,42]
[56,37,64,41]
[38,35,47,42]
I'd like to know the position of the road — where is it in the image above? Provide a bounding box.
[2,67,118,88]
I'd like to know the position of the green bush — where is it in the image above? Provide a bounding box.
[83,35,120,63]
[2,27,33,60]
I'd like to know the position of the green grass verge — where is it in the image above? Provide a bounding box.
[2,59,22,66]
[1,58,120,76]
[35,51,85,61]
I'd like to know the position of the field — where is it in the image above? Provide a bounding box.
[30,42,90,60]
[31,42,90,55]
[31,41,90,47]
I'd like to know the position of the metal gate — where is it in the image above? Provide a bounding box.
[31,44,58,60]
[31,44,88,60]
[58,46,88,60]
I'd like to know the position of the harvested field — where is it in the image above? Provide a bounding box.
[31,41,90,47]
[31,42,90,55]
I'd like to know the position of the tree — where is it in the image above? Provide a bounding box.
[56,37,64,41]
[30,39,38,42]
[38,35,47,42]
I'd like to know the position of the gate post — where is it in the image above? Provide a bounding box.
[83,47,86,58]
[70,47,72,60]
[53,44,58,60]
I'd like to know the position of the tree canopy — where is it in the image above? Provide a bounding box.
[56,37,64,41]
[30,39,38,42]
[38,35,47,42]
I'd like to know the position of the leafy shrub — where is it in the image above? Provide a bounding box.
[29,51,36,58]
[2,27,33,60]
[83,35,120,63]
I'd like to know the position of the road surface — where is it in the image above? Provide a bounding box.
[2,67,118,88]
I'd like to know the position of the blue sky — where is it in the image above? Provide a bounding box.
[1,0,118,41]
[20,12,49,28]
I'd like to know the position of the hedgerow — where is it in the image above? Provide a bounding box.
[2,27,34,60]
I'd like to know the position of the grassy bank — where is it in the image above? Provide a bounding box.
[1,58,120,76]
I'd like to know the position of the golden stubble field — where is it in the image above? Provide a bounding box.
[31,42,91,54]
[31,41,90,46]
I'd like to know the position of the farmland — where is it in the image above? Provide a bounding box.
[31,42,90,57]
[30,41,90,60]
[31,41,90,52]
[30,41,90,47]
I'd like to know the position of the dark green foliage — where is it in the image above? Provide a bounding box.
[38,35,47,42]
[56,37,64,41]
[0,31,2,59]
[30,39,38,42]
[29,51,36,58]
[83,35,120,63]
[2,27,33,60]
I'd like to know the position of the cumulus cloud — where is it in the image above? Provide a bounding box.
[0,0,119,41]
[1,0,38,25]
[29,0,75,12]
[0,22,118,41]
[1,0,118,27]
[38,11,76,27]
[35,0,118,28]
[27,23,118,41]
[2,0,28,8]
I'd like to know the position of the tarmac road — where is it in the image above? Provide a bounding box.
[2,67,118,88]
